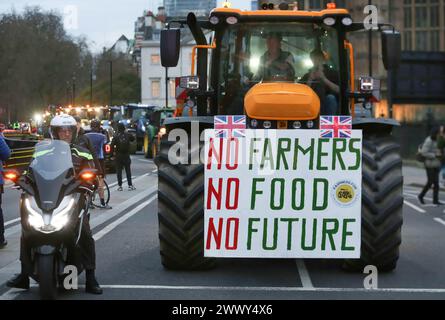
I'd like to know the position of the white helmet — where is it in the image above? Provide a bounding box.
[50,114,78,143]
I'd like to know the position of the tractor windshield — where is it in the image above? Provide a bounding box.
[217,22,340,115]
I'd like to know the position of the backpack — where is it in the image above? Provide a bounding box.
[116,132,130,154]
[416,143,426,163]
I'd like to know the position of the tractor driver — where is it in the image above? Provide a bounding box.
[300,48,340,115]
[255,33,296,82]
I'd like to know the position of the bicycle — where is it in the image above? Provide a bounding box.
[90,177,111,208]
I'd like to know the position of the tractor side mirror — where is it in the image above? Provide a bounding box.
[161,29,181,68]
[382,30,401,70]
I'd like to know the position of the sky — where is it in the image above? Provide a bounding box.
[0,0,250,53]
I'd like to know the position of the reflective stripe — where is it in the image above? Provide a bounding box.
[33,148,54,158]
[72,148,93,160]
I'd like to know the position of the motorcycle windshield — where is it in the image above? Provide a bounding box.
[30,140,74,212]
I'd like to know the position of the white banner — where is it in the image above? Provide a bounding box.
[204,129,362,259]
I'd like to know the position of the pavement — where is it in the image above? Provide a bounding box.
[1,156,445,300]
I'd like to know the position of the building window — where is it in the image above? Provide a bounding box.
[151,54,160,65]
[151,80,161,98]
[403,0,444,51]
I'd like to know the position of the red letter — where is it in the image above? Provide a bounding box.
[206,218,223,250]
[207,178,223,210]
[225,178,239,210]
[225,218,239,250]
[207,138,223,170]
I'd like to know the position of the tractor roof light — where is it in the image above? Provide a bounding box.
[209,16,219,25]
[226,16,238,25]
[327,2,337,9]
[342,17,353,26]
[323,17,336,26]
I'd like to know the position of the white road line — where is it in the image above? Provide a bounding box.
[4,218,20,228]
[404,200,426,213]
[434,218,445,227]
[3,284,445,299]
[152,169,158,173]
[137,159,154,163]
[25,284,445,294]
[93,195,156,241]
[108,176,136,188]
[295,260,314,289]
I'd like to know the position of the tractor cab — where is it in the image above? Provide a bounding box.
[161,4,401,131]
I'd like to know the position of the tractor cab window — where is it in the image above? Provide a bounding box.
[218,22,340,115]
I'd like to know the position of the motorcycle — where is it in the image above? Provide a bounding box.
[4,140,97,299]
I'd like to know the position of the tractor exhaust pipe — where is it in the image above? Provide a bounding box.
[187,13,208,116]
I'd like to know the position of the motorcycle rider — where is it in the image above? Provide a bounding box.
[7,114,103,295]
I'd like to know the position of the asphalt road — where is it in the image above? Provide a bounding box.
[1,158,445,300]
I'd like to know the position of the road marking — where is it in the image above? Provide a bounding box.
[404,200,426,214]
[434,218,445,227]
[108,176,136,188]
[19,284,445,294]
[295,260,313,289]
[93,195,156,241]
[137,159,154,163]
[4,218,20,228]
[152,169,158,173]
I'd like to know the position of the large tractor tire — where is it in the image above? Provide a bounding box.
[344,133,404,272]
[155,137,215,270]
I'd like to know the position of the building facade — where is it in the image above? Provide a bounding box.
[164,0,217,17]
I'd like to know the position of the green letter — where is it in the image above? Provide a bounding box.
[291,178,305,211]
[317,139,329,170]
[293,138,315,170]
[341,219,356,251]
[249,138,261,170]
[348,138,361,170]
[321,219,339,251]
[301,218,317,251]
[281,218,299,250]
[247,218,261,250]
[270,179,285,210]
[251,178,265,210]
[260,138,274,170]
[262,218,279,251]
[277,138,291,170]
[312,179,328,211]
[332,139,347,170]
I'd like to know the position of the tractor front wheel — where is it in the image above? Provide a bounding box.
[155,137,215,270]
[344,134,403,272]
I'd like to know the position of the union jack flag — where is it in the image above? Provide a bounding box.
[214,115,246,138]
[320,116,352,138]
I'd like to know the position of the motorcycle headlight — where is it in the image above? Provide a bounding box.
[141,126,146,132]
[159,127,167,136]
[25,198,44,230]
[24,196,76,233]
[51,197,76,231]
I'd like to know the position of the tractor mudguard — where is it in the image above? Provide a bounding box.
[352,117,400,134]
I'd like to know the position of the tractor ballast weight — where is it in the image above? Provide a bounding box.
[156,6,403,271]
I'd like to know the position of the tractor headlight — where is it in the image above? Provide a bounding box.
[307,121,315,129]
[293,121,302,129]
[250,119,258,128]
[159,127,167,136]
[263,121,272,129]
